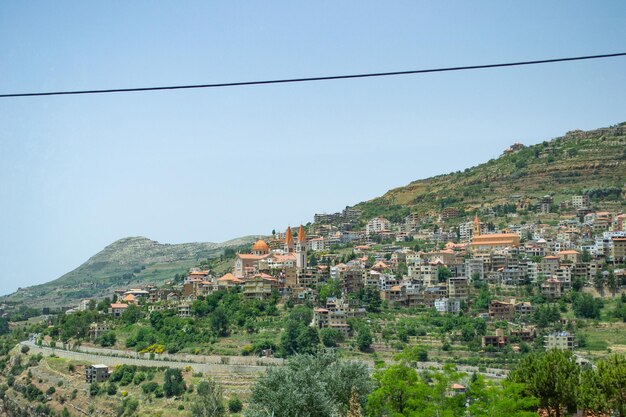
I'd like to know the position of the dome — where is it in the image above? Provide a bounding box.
[252,239,269,253]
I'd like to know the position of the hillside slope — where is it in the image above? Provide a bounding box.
[1,236,257,308]
[357,123,626,222]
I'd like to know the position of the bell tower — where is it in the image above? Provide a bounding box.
[296,225,307,270]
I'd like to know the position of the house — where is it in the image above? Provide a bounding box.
[447,277,469,300]
[217,273,244,290]
[541,278,562,299]
[434,297,461,314]
[366,217,391,235]
[572,195,590,209]
[86,364,110,383]
[612,237,626,263]
[557,250,581,264]
[489,300,515,320]
[482,329,508,349]
[109,303,128,317]
[89,322,109,341]
[177,303,191,318]
[311,298,366,336]
[544,331,576,351]
[243,274,279,300]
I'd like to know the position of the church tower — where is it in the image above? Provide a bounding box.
[296,224,307,270]
[284,226,295,253]
[473,214,481,237]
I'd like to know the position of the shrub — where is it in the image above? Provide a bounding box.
[228,396,243,413]
[107,382,118,396]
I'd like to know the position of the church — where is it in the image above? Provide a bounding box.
[233,225,307,279]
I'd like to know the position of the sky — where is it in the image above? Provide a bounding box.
[1,1,625,295]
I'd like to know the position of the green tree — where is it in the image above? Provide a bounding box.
[594,270,605,292]
[121,304,141,324]
[579,354,626,417]
[509,349,580,417]
[245,352,371,417]
[467,376,538,417]
[356,327,372,352]
[320,328,344,348]
[163,368,185,397]
[210,307,229,337]
[191,379,226,417]
[608,269,618,296]
[116,397,139,417]
[318,279,342,305]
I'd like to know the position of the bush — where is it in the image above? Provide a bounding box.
[46,386,56,395]
[107,382,118,396]
[228,396,243,413]
[141,381,159,394]
[89,383,100,397]
[21,345,30,354]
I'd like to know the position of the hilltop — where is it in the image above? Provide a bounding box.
[357,123,626,222]
[0,236,257,308]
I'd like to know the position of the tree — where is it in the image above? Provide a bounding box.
[318,279,342,305]
[579,354,626,417]
[608,269,618,296]
[320,328,344,348]
[572,293,603,319]
[356,327,372,352]
[245,352,371,417]
[121,304,141,324]
[509,349,580,417]
[594,270,606,292]
[116,397,139,417]
[467,376,538,417]
[0,317,9,336]
[191,379,225,417]
[210,307,229,337]
[163,368,185,397]
[97,332,116,347]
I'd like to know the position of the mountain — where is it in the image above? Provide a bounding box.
[1,236,257,308]
[357,123,626,222]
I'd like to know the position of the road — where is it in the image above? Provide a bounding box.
[20,341,509,379]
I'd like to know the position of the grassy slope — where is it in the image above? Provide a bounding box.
[357,123,626,221]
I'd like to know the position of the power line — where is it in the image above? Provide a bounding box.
[1,52,625,98]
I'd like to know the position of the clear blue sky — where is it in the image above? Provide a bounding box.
[1,1,625,296]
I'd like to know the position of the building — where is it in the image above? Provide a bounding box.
[541,278,563,299]
[613,237,626,263]
[447,277,469,300]
[86,364,110,383]
[572,195,590,209]
[482,329,508,349]
[366,217,391,235]
[470,233,520,253]
[243,274,279,300]
[89,322,109,341]
[539,195,553,214]
[489,300,515,320]
[434,297,461,314]
[109,303,128,317]
[544,331,576,351]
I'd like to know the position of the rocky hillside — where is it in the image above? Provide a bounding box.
[357,123,626,222]
[0,236,257,309]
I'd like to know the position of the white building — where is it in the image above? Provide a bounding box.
[366,217,391,235]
